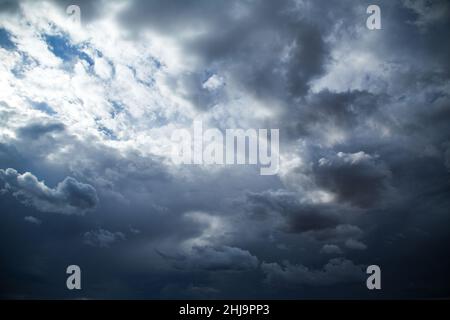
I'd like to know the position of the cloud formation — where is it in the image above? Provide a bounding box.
[315,152,392,208]
[0,168,98,214]
[24,215,41,225]
[262,258,365,287]
[160,245,259,272]
[83,228,125,248]
[0,0,449,299]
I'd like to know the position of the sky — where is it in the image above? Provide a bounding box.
[0,0,449,299]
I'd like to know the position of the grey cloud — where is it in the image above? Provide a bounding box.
[1,0,450,299]
[402,0,450,28]
[12,121,68,163]
[321,244,342,255]
[345,238,367,251]
[262,258,365,287]
[160,245,259,272]
[284,90,384,140]
[0,168,98,214]
[445,143,450,171]
[315,152,392,208]
[284,24,328,97]
[0,0,19,13]
[243,190,370,250]
[186,285,220,297]
[245,190,342,233]
[24,215,41,225]
[166,71,227,111]
[309,224,364,243]
[283,205,340,234]
[17,121,65,139]
[117,0,333,104]
[83,228,125,248]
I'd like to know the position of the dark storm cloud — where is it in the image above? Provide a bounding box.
[165,71,228,110]
[0,143,27,171]
[115,0,337,105]
[284,210,340,235]
[0,168,98,214]
[7,121,74,170]
[245,189,341,233]
[83,228,125,248]
[262,257,365,287]
[310,224,364,243]
[159,245,259,272]
[7,115,170,198]
[445,144,450,171]
[243,189,368,253]
[1,0,450,299]
[284,24,328,97]
[284,89,385,140]
[320,244,343,255]
[314,152,392,208]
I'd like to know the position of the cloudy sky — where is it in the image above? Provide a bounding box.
[0,0,449,299]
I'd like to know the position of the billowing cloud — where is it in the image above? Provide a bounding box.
[0,168,98,214]
[244,189,343,234]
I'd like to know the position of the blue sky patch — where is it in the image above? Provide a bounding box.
[44,34,94,67]
[109,100,125,119]
[30,101,57,115]
[97,124,117,140]
[0,28,16,50]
